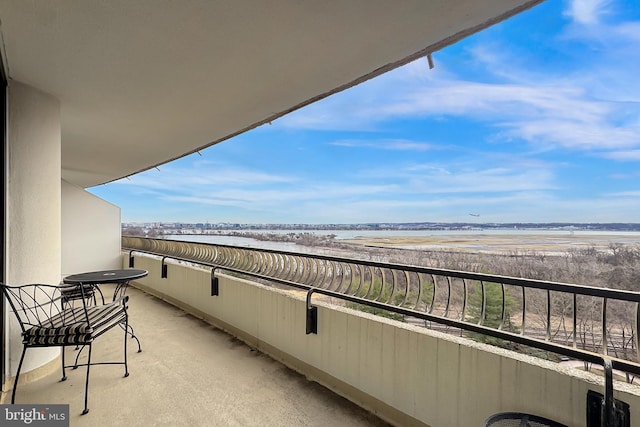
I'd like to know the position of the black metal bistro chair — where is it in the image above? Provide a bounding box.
[59,282,105,307]
[1,282,132,415]
[58,282,106,355]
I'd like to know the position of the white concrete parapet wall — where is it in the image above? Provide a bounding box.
[126,254,640,427]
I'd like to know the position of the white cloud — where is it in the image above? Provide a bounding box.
[404,166,557,194]
[114,153,560,218]
[503,119,640,150]
[276,18,640,155]
[380,82,602,121]
[564,0,612,25]
[329,139,434,151]
[114,162,295,191]
[600,150,640,161]
[615,22,640,43]
[293,190,640,223]
[606,190,640,197]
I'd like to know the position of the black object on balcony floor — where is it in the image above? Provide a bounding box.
[484,412,568,427]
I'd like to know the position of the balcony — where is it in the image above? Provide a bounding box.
[10,238,640,426]
[2,3,592,426]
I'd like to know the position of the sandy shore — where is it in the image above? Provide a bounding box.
[340,233,640,254]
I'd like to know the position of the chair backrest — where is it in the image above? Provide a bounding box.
[1,284,84,332]
[484,412,568,427]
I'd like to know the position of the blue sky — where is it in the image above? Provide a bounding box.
[90,0,640,225]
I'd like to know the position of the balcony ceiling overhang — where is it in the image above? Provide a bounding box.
[0,1,542,188]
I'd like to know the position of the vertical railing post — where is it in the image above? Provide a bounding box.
[635,302,640,366]
[498,283,506,330]
[443,276,452,318]
[521,287,526,335]
[460,278,468,322]
[479,281,486,326]
[602,298,608,356]
[573,293,578,348]
[546,289,551,341]
[306,289,318,335]
[602,358,615,427]
[161,256,168,278]
[210,268,219,296]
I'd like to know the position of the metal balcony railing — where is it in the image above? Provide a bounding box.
[122,236,640,383]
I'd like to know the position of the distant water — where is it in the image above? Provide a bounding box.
[163,229,640,253]
[162,233,351,257]
[170,229,640,239]
[165,234,303,252]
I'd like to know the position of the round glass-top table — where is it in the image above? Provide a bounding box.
[63,269,148,285]
[63,269,148,301]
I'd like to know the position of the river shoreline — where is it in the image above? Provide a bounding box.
[162,230,640,256]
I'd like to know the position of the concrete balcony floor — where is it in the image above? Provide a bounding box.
[9,285,390,426]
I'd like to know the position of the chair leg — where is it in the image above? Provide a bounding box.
[127,324,142,353]
[11,346,27,404]
[61,346,67,381]
[82,344,92,415]
[73,345,87,369]
[123,318,129,377]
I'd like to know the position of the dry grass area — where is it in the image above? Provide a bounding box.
[340,233,640,255]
